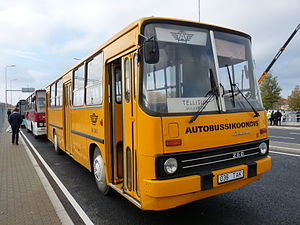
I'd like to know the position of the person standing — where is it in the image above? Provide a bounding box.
[8,108,23,145]
[270,111,274,126]
[267,110,272,125]
[274,110,282,126]
[7,109,11,120]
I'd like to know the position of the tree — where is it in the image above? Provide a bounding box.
[259,73,282,109]
[288,85,300,111]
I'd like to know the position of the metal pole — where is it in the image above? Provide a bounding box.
[5,67,7,108]
[4,65,15,108]
[258,23,300,84]
[198,0,200,22]
[10,79,12,105]
[10,79,17,105]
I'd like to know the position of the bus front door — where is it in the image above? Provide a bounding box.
[109,59,123,183]
[122,53,138,198]
[109,53,139,198]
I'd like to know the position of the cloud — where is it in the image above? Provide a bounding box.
[4,49,41,61]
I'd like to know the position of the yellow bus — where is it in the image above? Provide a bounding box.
[46,17,271,211]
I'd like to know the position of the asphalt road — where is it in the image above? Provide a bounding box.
[21,128,300,225]
[269,127,300,144]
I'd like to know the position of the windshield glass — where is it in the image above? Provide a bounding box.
[141,23,263,115]
[36,91,46,113]
[214,31,263,111]
[19,101,25,115]
[142,23,219,114]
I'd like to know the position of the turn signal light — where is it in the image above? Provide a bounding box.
[260,128,268,134]
[166,139,182,146]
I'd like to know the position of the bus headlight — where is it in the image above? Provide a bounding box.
[164,158,178,175]
[258,142,268,155]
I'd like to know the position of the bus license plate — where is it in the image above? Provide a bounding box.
[218,170,244,184]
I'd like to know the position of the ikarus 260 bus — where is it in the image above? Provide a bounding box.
[45,17,271,210]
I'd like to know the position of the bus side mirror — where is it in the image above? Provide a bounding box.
[143,39,159,64]
[31,96,36,102]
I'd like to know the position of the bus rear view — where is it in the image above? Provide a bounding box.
[138,19,271,210]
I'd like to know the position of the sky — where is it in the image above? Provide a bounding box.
[0,0,299,105]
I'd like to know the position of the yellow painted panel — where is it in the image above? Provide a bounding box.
[256,156,272,175]
[140,176,260,211]
[144,175,200,197]
[168,123,179,138]
[162,110,268,154]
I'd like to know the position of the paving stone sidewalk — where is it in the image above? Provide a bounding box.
[0,119,62,225]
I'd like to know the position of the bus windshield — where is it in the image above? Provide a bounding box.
[214,31,263,112]
[36,91,46,113]
[141,23,263,114]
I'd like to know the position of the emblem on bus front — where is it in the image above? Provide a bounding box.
[171,31,193,43]
[233,131,251,136]
[90,113,98,125]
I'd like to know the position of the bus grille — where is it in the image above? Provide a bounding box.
[155,139,269,179]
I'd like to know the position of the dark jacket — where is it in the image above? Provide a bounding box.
[274,111,282,119]
[8,112,23,127]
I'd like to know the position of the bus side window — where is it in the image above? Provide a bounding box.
[125,58,131,102]
[115,67,122,103]
[86,52,104,105]
[73,65,85,106]
[50,83,56,107]
[56,79,63,107]
[133,54,137,99]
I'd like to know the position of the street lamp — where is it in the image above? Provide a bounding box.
[10,78,18,105]
[5,65,16,108]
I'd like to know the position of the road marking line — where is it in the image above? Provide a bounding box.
[269,135,294,139]
[289,132,300,135]
[270,151,300,157]
[20,134,74,225]
[20,131,94,225]
[270,145,300,151]
[271,141,300,146]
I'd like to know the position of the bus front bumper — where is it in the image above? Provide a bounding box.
[142,156,271,210]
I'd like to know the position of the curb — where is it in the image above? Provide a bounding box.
[20,133,75,225]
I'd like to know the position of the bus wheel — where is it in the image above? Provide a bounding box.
[31,123,34,135]
[53,132,62,155]
[93,148,111,195]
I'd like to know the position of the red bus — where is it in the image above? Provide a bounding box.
[24,89,46,137]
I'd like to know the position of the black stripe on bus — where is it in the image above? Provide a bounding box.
[71,130,104,144]
[49,123,63,130]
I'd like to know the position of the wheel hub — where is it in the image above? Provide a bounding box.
[94,156,103,182]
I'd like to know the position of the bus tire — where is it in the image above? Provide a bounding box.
[53,132,62,155]
[31,123,34,135]
[93,148,111,195]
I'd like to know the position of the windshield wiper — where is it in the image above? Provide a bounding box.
[224,65,259,117]
[189,69,221,123]
[225,65,236,107]
[232,84,260,117]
